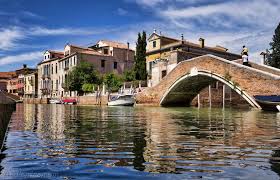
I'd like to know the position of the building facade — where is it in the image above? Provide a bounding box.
[37,40,135,98]
[146,31,241,86]
[6,65,36,96]
[24,72,38,98]
[0,72,16,91]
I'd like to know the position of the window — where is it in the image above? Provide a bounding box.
[51,64,53,74]
[52,54,55,58]
[153,41,156,48]
[48,55,50,59]
[149,62,152,74]
[104,49,109,54]
[73,56,76,65]
[55,63,57,73]
[162,70,167,78]
[101,60,105,68]
[113,62,117,69]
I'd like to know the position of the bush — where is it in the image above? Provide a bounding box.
[82,84,94,92]
[104,73,123,92]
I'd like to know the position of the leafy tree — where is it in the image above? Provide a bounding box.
[135,31,147,80]
[269,23,280,68]
[82,83,94,92]
[123,69,136,82]
[67,61,100,94]
[104,73,123,92]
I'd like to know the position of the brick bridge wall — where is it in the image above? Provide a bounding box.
[136,55,280,106]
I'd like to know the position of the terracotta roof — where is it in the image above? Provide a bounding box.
[97,40,128,49]
[0,72,16,79]
[68,44,93,51]
[80,49,108,56]
[68,44,108,56]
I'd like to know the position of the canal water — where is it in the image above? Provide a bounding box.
[1,104,280,179]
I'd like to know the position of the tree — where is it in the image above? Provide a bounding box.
[269,23,280,68]
[67,61,101,94]
[104,73,123,92]
[82,83,94,93]
[135,31,147,80]
[123,69,135,82]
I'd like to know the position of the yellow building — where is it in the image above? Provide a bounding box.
[146,30,241,86]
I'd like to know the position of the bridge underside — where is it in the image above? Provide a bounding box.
[161,75,216,106]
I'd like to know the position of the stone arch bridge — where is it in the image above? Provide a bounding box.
[136,55,280,109]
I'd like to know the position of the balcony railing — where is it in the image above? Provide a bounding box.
[42,74,50,79]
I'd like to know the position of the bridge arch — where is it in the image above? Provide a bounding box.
[160,69,261,108]
[136,55,280,108]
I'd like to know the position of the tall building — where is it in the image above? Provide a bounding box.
[146,31,241,86]
[37,40,135,98]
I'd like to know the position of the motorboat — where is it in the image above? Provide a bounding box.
[108,94,135,106]
[254,95,280,111]
[277,105,280,112]
[49,99,62,104]
[62,99,77,105]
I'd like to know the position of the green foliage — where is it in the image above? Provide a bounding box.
[135,31,147,80]
[224,72,232,81]
[269,23,280,68]
[104,73,123,92]
[82,83,94,92]
[67,61,101,94]
[232,81,240,90]
[123,69,136,82]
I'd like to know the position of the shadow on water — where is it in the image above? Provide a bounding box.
[0,104,15,173]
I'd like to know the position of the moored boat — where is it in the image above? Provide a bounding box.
[108,94,135,106]
[49,99,62,104]
[254,95,280,111]
[62,99,77,105]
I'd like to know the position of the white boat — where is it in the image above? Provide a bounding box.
[277,105,280,112]
[108,94,135,106]
[49,99,62,104]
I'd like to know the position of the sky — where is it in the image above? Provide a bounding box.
[0,0,279,71]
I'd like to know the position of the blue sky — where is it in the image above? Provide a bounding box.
[0,0,279,71]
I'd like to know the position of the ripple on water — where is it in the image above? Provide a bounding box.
[0,104,280,179]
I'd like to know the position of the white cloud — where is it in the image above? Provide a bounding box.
[29,27,97,36]
[0,27,25,50]
[127,0,279,63]
[0,51,42,66]
[117,8,128,16]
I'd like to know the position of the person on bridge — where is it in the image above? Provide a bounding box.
[241,45,251,67]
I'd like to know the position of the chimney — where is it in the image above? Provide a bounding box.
[260,51,267,65]
[23,64,27,69]
[181,34,184,44]
[127,42,130,49]
[199,38,205,48]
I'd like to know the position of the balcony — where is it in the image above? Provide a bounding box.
[42,74,50,79]
[40,88,51,95]
[64,66,69,71]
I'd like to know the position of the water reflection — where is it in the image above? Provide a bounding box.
[0,104,15,173]
[1,104,280,179]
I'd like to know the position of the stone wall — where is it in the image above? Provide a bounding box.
[77,95,108,105]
